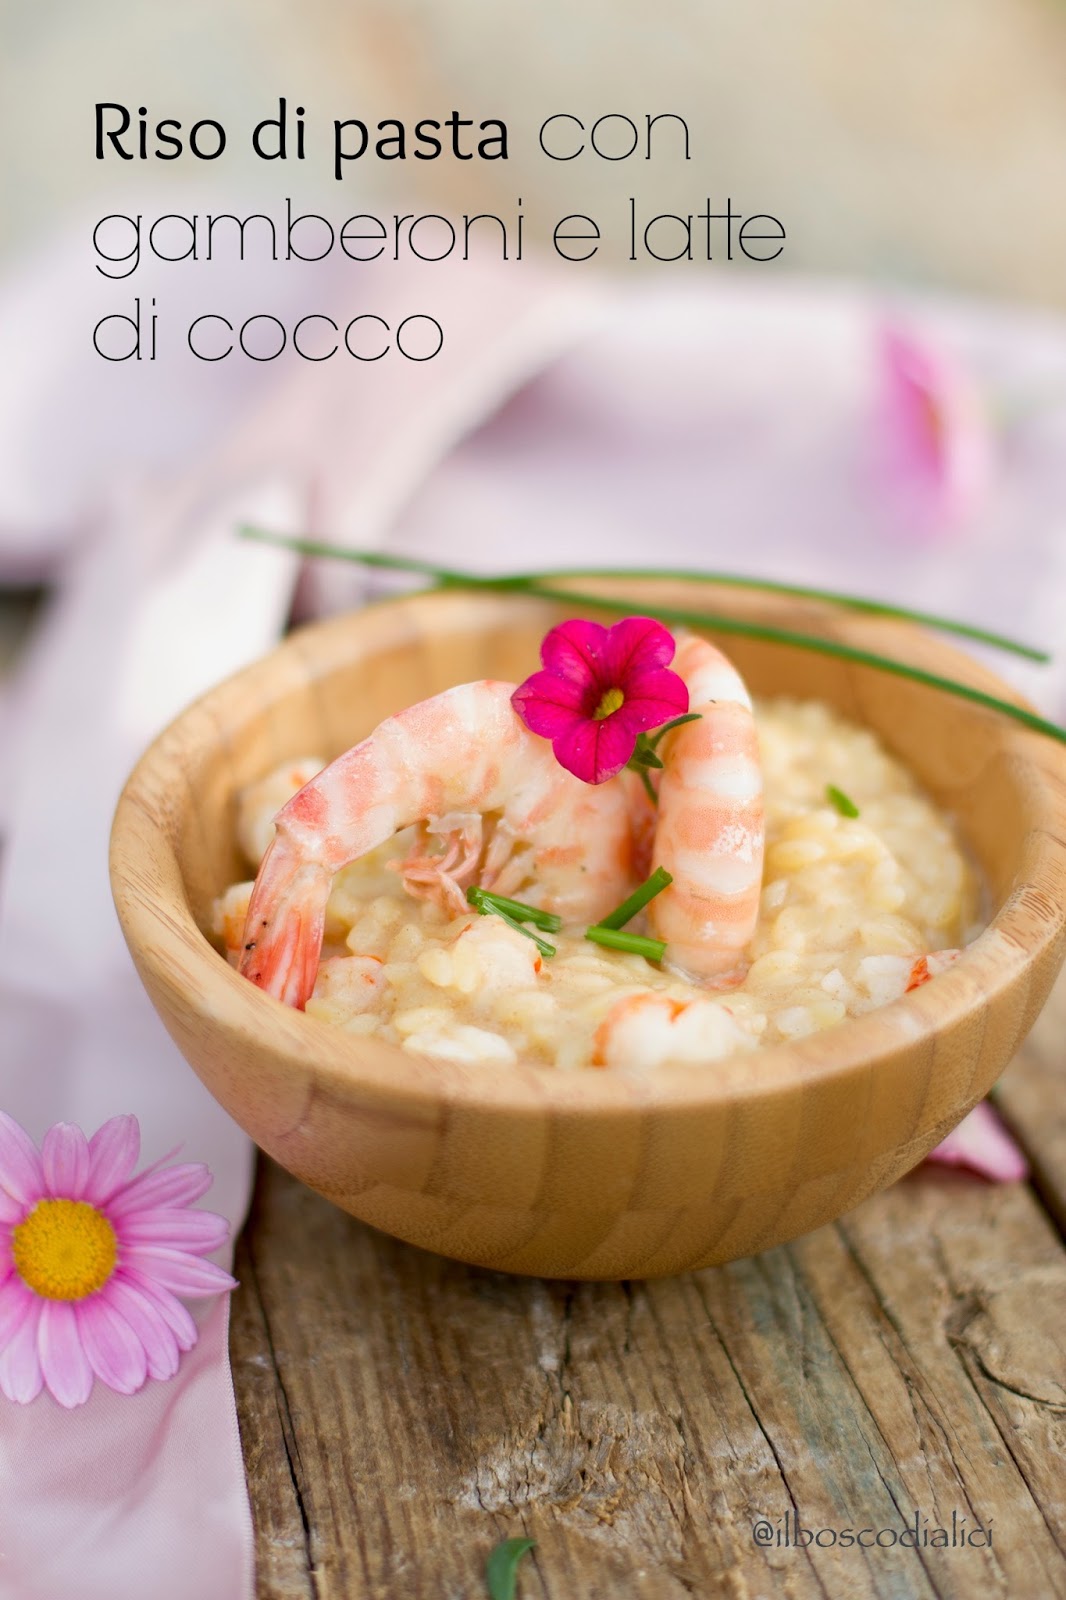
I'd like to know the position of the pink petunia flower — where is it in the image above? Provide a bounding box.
[0,1112,235,1408]
[512,616,689,784]
[876,320,996,532]
[924,1101,1028,1183]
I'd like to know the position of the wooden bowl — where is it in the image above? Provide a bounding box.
[110,581,1066,1279]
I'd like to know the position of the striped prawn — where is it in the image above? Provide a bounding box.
[594,631,766,1066]
[646,631,765,979]
[238,680,646,1008]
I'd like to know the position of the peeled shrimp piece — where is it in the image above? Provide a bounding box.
[648,633,765,980]
[240,680,642,1008]
[419,916,544,1001]
[593,993,755,1070]
[237,757,325,866]
[213,881,254,966]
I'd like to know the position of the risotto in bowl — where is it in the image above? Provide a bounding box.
[214,698,982,1072]
[110,583,1066,1277]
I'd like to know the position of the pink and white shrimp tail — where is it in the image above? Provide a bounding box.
[240,846,332,1009]
[647,633,765,981]
[239,679,641,1009]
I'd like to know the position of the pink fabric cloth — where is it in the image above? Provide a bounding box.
[3,252,1066,1595]
[0,252,590,1599]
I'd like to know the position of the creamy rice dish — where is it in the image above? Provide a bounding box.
[214,696,981,1072]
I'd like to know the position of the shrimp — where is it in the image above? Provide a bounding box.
[212,881,254,966]
[646,632,765,981]
[581,633,766,1067]
[905,948,960,992]
[238,680,643,1008]
[236,757,325,866]
[592,992,755,1069]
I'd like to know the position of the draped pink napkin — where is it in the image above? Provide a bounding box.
[3,248,1066,1597]
[0,251,595,1600]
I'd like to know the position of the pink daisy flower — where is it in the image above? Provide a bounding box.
[876,320,996,533]
[0,1112,235,1408]
[512,616,689,784]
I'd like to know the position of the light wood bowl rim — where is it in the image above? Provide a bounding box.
[110,585,1066,1121]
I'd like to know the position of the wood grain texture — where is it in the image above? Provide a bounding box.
[111,582,1066,1277]
[231,973,1066,1600]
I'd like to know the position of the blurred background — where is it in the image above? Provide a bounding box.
[2,0,1066,669]
[5,0,1066,297]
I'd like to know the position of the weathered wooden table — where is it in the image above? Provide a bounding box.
[231,979,1066,1600]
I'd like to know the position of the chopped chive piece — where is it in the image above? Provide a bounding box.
[464,886,561,932]
[826,784,860,818]
[649,711,702,750]
[595,866,674,931]
[486,1536,536,1600]
[585,926,667,961]
[467,888,556,957]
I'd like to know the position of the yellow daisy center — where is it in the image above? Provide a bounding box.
[12,1198,118,1301]
[593,686,625,721]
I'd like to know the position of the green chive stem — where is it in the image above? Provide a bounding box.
[826,784,860,818]
[466,888,556,957]
[649,712,702,749]
[594,867,674,931]
[239,528,1049,663]
[585,926,667,961]
[635,766,659,806]
[486,1537,536,1600]
[516,580,1066,747]
[516,565,1050,663]
[464,886,561,932]
[237,531,1066,748]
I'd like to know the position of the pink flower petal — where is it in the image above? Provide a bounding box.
[84,1115,140,1205]
[926,1101,1028,1182]
[117,1207,229,1252]
[104,1278,180,1381]
[0,1188,24,1225]
[41,1123,91,1200]
[0,1112,45,1208]
[878,322,995,532]
[600,616,678,683]
[516,615,691,787]
[0,1276,36,1346]
[553,713,639,785]
[882,325,944,482]
[0,1298,43,1403]
[76,1296,148,1396]
[592,714,647,780]
[108,1161,213,1218]
[37,1299,93,1408]
[511,671,589,740]
[119,1269,199,1351]
[615,666,690,730]
[549,719,605,785]
[540,618,609,684]
[122,1247,237,1298]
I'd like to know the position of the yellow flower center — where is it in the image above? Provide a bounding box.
[12,1199,118,1301]
[593,686,625,720]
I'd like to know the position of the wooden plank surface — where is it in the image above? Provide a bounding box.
[231,979,1066,1600]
